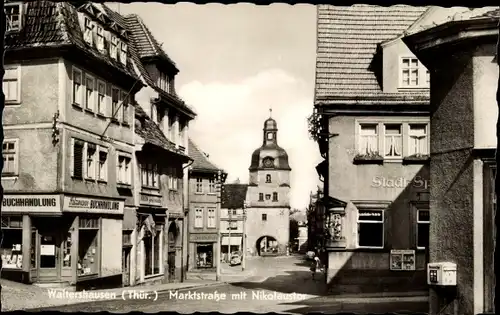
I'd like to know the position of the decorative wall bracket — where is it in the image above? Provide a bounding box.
[325,207,347,249]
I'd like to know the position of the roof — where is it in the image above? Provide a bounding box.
[315,5,429,103]
[135,105,191,159]
[115,11,196,118]
[5,1,138,80]
[221,184,248,209]
[188,138,223,173]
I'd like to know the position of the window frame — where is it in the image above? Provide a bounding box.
[119,42,128,65]
[121,91,129,125]
[2,139,20,177]
[208,178,216,194]
[194,208,204,228]
[383,123,403,160]
[416,209,430,250]
[71,138,85,180]
[358,123,379,156]
[258,193,264,201]
[97,146,108,182]
[84,142,97,180]
[96,80,106,115]
[96,25,105,51]
[5,3,23,32]
[265,174,272,183]
[195,178,204,194]
[111,86,120,120]
[117,153,132,185]
[398,56,429,89]
[3,64,21,104]
[272,192,278,202]
[207,208,216,228]
[140,163,159,189]
[84,74,95,111]
[261,213,267,221]
[356,209,385,249]
[83,17,94,46]
[408,123,429,156]
[72,67,83,106]
[110,36,118,60]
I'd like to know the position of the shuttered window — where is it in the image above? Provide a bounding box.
[73,140,84,179]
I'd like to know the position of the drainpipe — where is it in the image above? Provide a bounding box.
[495,19,500,315]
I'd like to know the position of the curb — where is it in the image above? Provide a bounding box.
[155,281,227,294]
[333,296,429,304]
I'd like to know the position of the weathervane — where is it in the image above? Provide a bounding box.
[269,106,272,118]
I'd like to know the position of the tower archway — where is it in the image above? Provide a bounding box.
[255,235,279,256]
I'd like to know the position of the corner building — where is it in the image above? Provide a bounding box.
[245,115,291,256]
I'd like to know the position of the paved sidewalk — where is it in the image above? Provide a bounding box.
[1,278,220,311]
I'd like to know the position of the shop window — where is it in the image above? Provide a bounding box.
[40,234,57,268]
[72,67,83,106]
[117,154,132,185]
[30,229,36,268]
[207,208,216,228]
[384,124,402,158]
[416,210,430,249]
[266,174,271,183]
[196,178,203,193]
[272,192,278,202]
[144,225,162,277]
[259,193,264,201]
[195,208,204,228]
[85,75,95,111]
[196,244,213,268]
[2,139,19,177]
[3,64,21,104]
[408,124,428,156]
[357,210,384,248]
[78,218,100,277]
[209,178,215,193]
[1,216,23,269]
[62,232,72,267]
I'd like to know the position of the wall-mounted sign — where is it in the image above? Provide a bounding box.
[2,195,60,213]
[390,249,416,271]
[190,233,218,242]
[372,176,429,189]
[63,196,124,214]
[139,193,162,207]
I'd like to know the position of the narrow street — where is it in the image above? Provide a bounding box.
[28,255,428,314]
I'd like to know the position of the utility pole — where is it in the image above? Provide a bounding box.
[242,201,247,271]
[215,170,222,281]
[228,208,232,258]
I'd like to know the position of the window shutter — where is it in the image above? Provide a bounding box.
[73,140,84,179]
[70,138,75,176]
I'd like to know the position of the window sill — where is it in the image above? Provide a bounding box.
[84,177,97,182]
[96,113,107,120]
[384,158,403,163]
[207,193,217,196]
[110,118,120,125]
[97,179,108,184]
[84,108,95,115]
[5,100,21,106]
[117,183,132,189]
[403,155,430,165]
[72,103,83,110]
[2,174,19,179]
[169,189,178,192]
[194,192,205,195]
[122,122,131,128]
[353,155,384,165]
[397,86,429,91]
[142,186,160,191]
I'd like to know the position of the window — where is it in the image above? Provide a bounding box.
[85,143,96,179]
[78,217,99,276]
[1,216,23,269]
[196,244,213,268]
[168,113,175,141]
[121,91,129,124]
[96,26,104,51]
[266,174,271,183]
[151,104,158,124]
[267,132,273,140]
[2,140,18,176]
[111,87,119,119]
[196,178,203,193]
[72,139,85,179]
[157,107,165,126]
[416,210,430,249]
[408,124,428,156]
[83,17,94,46]
[119,42,128,65]
[259,193,264,201]
[168,167,178,191]
[265,194,271,201]
[384,124,402,158]
[72,68,83,105]
[401,58,419,87]
[207,208,216,228]
[168,77,175,94]
[158,72,167,91]
[359,124,378,155]
[97,81,106,115]
[97,148,108,181]
[262,213,267,221]
[3,65,20,103]
[195,208,204,228]
[228,221,237,230]
[232,209,237,215]
[117,154,132,185]
[426,70,430,86]
[5,3,22,32]
[110,36,118,60]
[62,232,72,267]
[141,163,159,189]
[209,179,215,193]
[272,192,278,202]
[357,210,384,248]
[144,224,162,276]
[85,75,94,111]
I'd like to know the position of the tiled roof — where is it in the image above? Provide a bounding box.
[135,105,191,159]
[221,184,248,209]
[188,138,223,173]
[315,5,429,103]
[119,12,196,117]
[5,1,138,80]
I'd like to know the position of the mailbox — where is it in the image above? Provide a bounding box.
[427,262,457,286]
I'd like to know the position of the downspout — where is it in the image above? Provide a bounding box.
[181,159,194,281]
[494,19,500,315]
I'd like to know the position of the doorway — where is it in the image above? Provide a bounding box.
[38,229,61,281]
[122,247,131,287]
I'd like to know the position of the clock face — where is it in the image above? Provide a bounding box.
[263,157,274,168]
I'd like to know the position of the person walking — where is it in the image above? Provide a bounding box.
[310,256,321,280]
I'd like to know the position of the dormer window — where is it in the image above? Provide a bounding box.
[119,42,128,65]
[83,17,94,46]
[110,36,118,60]
[158,72,167,91]
[399,57,429,89]
[5,3,22,32]
[96,26,104,51]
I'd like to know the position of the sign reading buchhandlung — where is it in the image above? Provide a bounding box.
[390,249,416,271]
[2,195,60,213]
[63,196,124,214]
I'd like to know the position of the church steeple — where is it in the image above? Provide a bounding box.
[263,107,278,146]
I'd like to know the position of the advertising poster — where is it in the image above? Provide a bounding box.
[390,249,415,271]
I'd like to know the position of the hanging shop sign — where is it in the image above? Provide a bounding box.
[139,193,162,207]
[63,196,124,214]
[390,249,416,271]
[2,195,60,213]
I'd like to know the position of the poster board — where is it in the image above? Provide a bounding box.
[390,249,415,271]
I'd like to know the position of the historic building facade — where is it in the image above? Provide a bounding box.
[403,7,499,314]
[1,2,141,289]
[312,5,432,294]
[117,8,196,285]
[220,182,248,260]
[186,138,226,280]
[245,114,291,256]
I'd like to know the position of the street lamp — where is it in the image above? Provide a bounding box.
[242,201,247,271]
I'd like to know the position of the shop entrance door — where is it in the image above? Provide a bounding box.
[122,247,131,287]
[38,229,61,282]
[168,251,176,282]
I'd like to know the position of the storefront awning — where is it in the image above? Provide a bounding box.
[222,236,242,246]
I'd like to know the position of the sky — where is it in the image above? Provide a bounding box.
[107,3,322,209]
